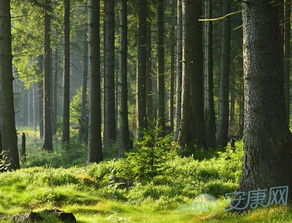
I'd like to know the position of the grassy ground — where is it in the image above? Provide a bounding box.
[0,128,290,222]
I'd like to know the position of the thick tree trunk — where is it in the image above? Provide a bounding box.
[175,0,182,139]
[88,0,103,163]
[79,34,89,144]
[178,0,205,148]
[137,0,148,137]
[216,0,231,147]
[204,0,216,147]
[42,0,53,152]
[0,0,20,169]
[284,0,291,126]
[157,0,165,134]
[62,0,70,144]
[104,0,116,144]
[240,0,292,194]
[119,0,131,156]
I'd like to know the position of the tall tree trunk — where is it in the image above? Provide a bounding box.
[204,0,216,147]
[119,0,131,156]
[52,49,59,135]
[79,34,89,144]
[88,0,103,163]
[157,0,165,134]
[62,0,70,144]
[240,0,292,194]
[146,17,153,120]
[0,0,20,169]
[38,81,44,139]
[43,0,53,152]
[284,0,291,127]
[169,0,175,131]
[137,0,148,137]
[104,0,116,144]
[175,0,182,139]
[178,0,205,148]
[216,0,231,147]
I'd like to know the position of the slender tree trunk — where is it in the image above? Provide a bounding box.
[157,0,165,134]
[240,0,292,194]
[146,17,153,120]
[43,0,53,152]
[27,89,31,126]
[79,34,89,144]
[137,0,148,137]
[284,0,291,126]
[175,0,182,139]
[104,0,116,144]
[216,0,231,147]
[169,0,175,131]
[119,0,131,156]
[38,80,44,139]
[62,0,70,144]
[0,0,20,169]
[204,0,216,147]
[88,0,103,163]
[178,0,205,148]
[52,49,58,135]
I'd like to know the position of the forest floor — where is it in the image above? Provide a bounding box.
[0,128,291,223]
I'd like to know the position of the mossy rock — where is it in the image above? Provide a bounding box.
[1,209,76,223]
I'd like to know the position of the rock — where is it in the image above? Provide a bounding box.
[42,209,76,223]
[1,209,76,223]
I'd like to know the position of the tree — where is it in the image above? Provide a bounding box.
[175,0,182,139]
[204,0,216,147]
[239,0,292,194]
[119,0,131,156]
[178,0,205,148]
[0,0,20,170]
[169,0,176,131]
[104,0,116,144]
[146,11,153,121]
[284,0,291,127]
[157,0,165,133]
[88,0,103,163]
[62,0,71,144]
[79,33,89,144]
[216,0,231,147]
[43,0,53,152]
[137,0,148,137]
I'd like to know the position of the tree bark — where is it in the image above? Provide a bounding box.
[175,0,182,139]
[119,0,131,156]
[52,49,59,135]
[0,0,20,169]
[178,0,205,148]
[146,15,153,120]
[216,0,231,147]
[137,0,148,137]
[42,0,53,152]
[79,33,89,144]
[104,0,116,144]
[240,0,292,194]
[284,0,291,127]
[157,0,165,134]
[88,0,103,163]
[204,0,216,147]
[62,0,70,144]
[169,0,175,131]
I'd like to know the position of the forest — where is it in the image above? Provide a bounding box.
[0,0,291,222]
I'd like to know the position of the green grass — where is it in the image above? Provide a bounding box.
[0,128,290,222]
